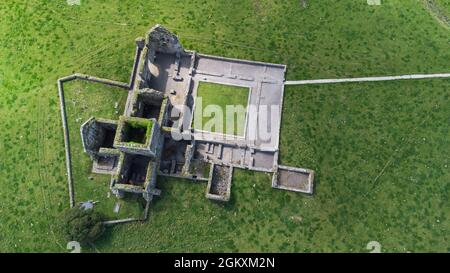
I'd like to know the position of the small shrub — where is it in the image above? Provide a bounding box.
[60,207,105,245]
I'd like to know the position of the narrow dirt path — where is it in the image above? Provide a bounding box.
[422,0,450,28]
[285,73,450,85]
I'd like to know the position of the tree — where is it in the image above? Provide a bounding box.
[61,206,105,245]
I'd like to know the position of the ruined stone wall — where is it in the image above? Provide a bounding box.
[144,161,158,193]
[181,141,195,176]
[148,121,161,155]
[81,117,119,160]
[136,47,151,89]
[80,117,104,158]
[158,97,170,127]
[136,24,185,90]
[147,24,184,55]
[139,88,164,104]
[113,117,160,158]
[205,164,233,202]
[118,153,132,184]
[98,147,120,157]
[130,88,165,117]
[111,153,133,193]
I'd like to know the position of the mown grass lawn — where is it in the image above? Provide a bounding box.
[193,82,249,136]
[280,79,450,252]
[0,0,449,252]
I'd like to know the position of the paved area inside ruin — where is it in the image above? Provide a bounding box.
[147,51,286,173]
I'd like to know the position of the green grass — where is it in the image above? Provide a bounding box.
[0,0,449,252]
[434,0,450,13]
[95,79,450,253]
[63,80,145,220]
[193,82,249,136]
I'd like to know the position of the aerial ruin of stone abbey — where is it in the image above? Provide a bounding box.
[58,25,314,217]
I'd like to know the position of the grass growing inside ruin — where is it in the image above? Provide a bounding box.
[193,82,249,136]
[122,118,154,145]
[63,80,145,220]
[0,0,449,252]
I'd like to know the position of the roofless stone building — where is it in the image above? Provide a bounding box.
[79,24,314,205]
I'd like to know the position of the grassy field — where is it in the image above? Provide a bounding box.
[193,82,249,136]
[0,0,449,252]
